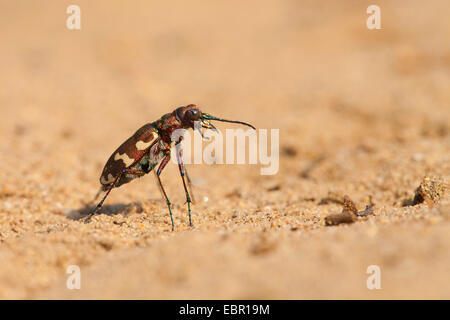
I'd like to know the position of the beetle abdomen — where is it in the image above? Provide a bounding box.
[100,123,159,187]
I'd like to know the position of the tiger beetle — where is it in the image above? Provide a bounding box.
[85,104,255,230]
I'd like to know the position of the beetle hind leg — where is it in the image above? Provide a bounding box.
[84,180,117,224]
[84,169,146,224]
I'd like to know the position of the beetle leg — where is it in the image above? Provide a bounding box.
[175,143,194,227]
[84,174,122,223]
[85,186,103,207]
[184,166,196,204]
[155,153,175,231]
[84,169,146,223]
[93,187,103,202]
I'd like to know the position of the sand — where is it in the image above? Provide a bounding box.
[0,0,449,299]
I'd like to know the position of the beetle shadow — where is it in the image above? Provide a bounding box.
[67,201,145,221]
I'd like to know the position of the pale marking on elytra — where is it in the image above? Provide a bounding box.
[114,152,135,167]
[101,173,115,184]
[135,132,158,150]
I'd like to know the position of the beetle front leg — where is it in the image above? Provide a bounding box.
[175,142,194,227]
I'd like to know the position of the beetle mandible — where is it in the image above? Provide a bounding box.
[85,104,255,230]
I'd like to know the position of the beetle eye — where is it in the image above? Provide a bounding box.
[186,109,200,120]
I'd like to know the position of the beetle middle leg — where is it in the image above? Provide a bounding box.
[84,169,146,223]
[154,152,175,231]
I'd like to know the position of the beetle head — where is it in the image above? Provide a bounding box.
[175,104,202,128]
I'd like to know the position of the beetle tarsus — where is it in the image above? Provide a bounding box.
[167,201,175,231]
[83,213,94,224]
[187,199,192,227]
[83,203,101,223]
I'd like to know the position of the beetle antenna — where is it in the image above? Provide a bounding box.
[202,114,255,130]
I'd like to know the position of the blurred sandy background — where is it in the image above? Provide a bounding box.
[0,0,449,299]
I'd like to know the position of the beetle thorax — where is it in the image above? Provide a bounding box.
[154,113,184,144]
